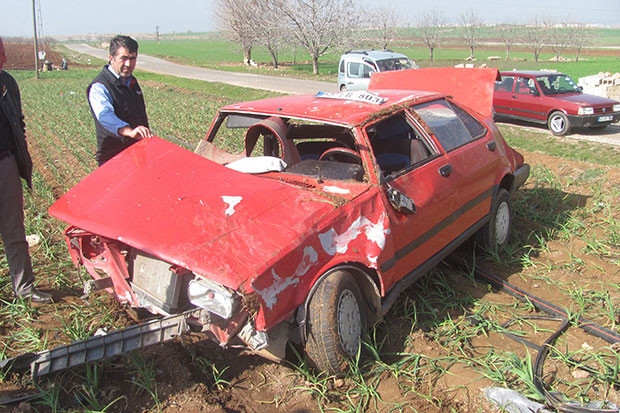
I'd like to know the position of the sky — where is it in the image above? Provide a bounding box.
[2,0,619,38]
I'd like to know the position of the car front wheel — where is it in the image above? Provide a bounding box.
[548,111,570,135]
[479,188,512,252]
[305,270,365,375]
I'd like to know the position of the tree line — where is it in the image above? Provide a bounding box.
[214,0,597,74]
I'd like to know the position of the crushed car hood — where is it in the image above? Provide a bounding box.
[369,67,500,118]
[49,138,343,289]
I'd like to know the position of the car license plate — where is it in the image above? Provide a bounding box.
[598,115,613,122]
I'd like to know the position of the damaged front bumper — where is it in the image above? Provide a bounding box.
[64,227,285,359]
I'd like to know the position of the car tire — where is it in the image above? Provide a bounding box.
[548,111,570,136]
[339,84,347,92]
[479,188,512,252]
[305,270,365,375]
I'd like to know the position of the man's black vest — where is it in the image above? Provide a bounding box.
[87,65,149,165]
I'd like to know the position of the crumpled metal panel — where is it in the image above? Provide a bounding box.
[48,138,365,292]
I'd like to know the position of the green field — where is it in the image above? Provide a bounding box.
[135,28,620,81]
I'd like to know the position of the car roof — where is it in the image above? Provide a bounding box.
[500,70,567,77]
[341,50,409,60]
[219,90,443,127]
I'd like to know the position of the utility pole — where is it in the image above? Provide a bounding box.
[32,0,40,79]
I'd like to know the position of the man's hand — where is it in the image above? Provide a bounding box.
[118,125,153,140]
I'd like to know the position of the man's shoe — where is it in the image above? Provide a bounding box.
[19,288,53,304]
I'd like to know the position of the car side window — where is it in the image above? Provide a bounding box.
[516,77,535,94]
[347,62,361,78]
[496,76,515,92]
[367,112,433,176]
[414,99,485,152]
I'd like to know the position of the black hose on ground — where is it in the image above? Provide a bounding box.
[471,264,620,345]
[447,257,620,412]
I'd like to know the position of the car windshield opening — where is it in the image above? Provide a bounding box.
[537,74,580,95]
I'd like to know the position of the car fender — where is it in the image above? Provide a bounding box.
[295,263,382,343]
[250,192,390,331]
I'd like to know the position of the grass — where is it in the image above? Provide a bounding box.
[134,28,620,81]
[0,50,619,411]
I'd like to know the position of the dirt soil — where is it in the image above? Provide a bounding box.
[1,149,616,413]
[3,42,65,71]
[1,42,620,413]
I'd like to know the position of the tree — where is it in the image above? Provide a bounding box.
[417,8,446,62]
[213,0,258,65]
[548,21,572,61]
[279,0,363,74]
[496,22,518,62]
[522,16,549,62]
[253,0,288,68]
[460,9,483,60]
[569,22,592,62]
[373,4,400,50]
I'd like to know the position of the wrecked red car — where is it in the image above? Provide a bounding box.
[49,68,529,374]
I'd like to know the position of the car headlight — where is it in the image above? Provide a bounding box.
[188,278,237,319]
[613,104,620,112]
[578,107,594,115]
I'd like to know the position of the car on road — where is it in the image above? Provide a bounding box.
[493,70,620,136]
[49,69,529,375]
[337,49,418,91]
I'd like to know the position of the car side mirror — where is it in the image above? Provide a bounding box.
[386,185,416,214]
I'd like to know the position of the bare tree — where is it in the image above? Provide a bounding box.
[213,0,258,65]
[417,8,446,62]
[373,4,400,50]
[253,0,288,68]
[548,21,572,61]
[522,16,548,62]
[496,22,518,61]
[279,0,363,74]
[460,9,483,60]
[568,22,592,62]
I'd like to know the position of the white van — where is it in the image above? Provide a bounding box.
[337,50,418,91]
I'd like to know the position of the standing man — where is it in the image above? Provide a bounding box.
[87,35,152,166]
[0,37,51,303]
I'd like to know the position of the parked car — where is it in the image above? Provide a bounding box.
[493,70,620,136]
[337,49,418,91]
[49,69,529,375]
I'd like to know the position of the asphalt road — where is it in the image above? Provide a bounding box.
[65,43,620,148]
[65,43,336,95]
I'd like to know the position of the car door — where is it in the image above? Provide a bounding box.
[493,75,516,116]
[510,76,545,122]
[374,100,499,290]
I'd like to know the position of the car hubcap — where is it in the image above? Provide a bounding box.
[495,201,510,245]
[550,116,565,133]
[337,289,361,356]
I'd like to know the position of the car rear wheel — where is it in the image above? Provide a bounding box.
[479,188,512,252]
[305,271,365,375]
[548,111,570,136]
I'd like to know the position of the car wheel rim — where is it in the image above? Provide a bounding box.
[495,201,510,245]
[337,289,361,357]
[550,116,565,133]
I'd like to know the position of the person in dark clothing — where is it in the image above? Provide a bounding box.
[87,35,152,166]
[0,37,52,304]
